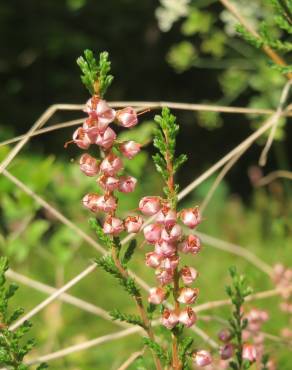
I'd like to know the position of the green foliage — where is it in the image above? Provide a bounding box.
[95,255,140,297]
[178,336,193,366]
[77,50,113,96]
[89,218,113,249]
[0,257,47,369]
[225,266,253,370]
[142,337,168,363]
[110,309,145,328]
[122,239,137,265]
[167,41,197,73]
[153,107,187,205]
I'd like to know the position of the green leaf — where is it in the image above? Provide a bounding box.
[110,309,145,328]
[122,239,137,265]
[89,218,113,249]
[142,337,167,363]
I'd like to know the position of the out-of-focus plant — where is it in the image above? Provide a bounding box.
[0,257,47,369]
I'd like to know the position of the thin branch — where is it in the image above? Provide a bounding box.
[259,80,292,166]
[6,269,128,328]
[256,170,292,186]
[117,348,145,370]
[196,232,273,277]
[194,285,292,313]
[2,103,292,149]
[26,326,143,365]
[0,104,82,175]
[9,264,97,331]
[219,0,292,79]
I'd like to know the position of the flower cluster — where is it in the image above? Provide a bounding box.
[141,201,202,329]
[71,95,142,233]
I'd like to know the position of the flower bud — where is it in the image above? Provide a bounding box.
[79,154,99,176]
[161,309,178,329]
[177,287,199,304]
[161,224,182,243]
[97,175,119,191]
[159,255,179,271]
[242,343,257,362]
[155,240,176,257]
[73,127,91,149]
[179,235,201,254]
[145,252,162,268]
[100,154,123,176]
[148,287,166,305]
[139,196,161,215]
[220,343,234,360]
[179,307,196,327]
[218,328,232,343]
[103,216,124,235]
[95,127,116,149]
[180,207,201,229]
[180,266,199,285]
[116,107,138,128]
[193,350,212,367]
[119,141,141,159]
[83,194,117,213]
[155,268,174,285]
[156,207,177,228]
[118,176,137,193]
[124,215,143,233]
[143,223,162,244]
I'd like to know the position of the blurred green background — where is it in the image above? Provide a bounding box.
[0,0,292,369]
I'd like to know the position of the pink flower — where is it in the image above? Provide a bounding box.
[193,350,212,367]
[79,154,99,176]
[124,215,143,233]
[159,255,179,271]
[83,194,117,213]
[84,98,116,126]
[148,287,166,305]
[218,328,232,343]
[100,154,123,176]
[161,224,182,243]
[177,287,199,304]
[139,196,161,215]
[145,252,162,268]
[95,127,116,149]
[180,266,198,285]
[116,107,138,128]
[156,207,177,227]
[155,240,176,257]
[155,268,174,285]
[82,121,100,142]
[82,193,101,212]
[103,216,124,235]
[72,127,91,149]
[220,344,234,360]
[179,307,196,327]
[118,176,137,193]
[161,309,178,329]
[180,207,201,229]
[179,235,201,254]
[242,343,257,362]
[119,141,141,159]
[143,223,162,244]
[97,175,119,191]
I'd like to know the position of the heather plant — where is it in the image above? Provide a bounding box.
[0,257,47,370]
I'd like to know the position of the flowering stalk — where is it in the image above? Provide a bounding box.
[139,108,212,369]
[222,266,254,370]
[71,50,162,370]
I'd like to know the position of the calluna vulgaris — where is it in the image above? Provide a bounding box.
[68,50,262,369]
